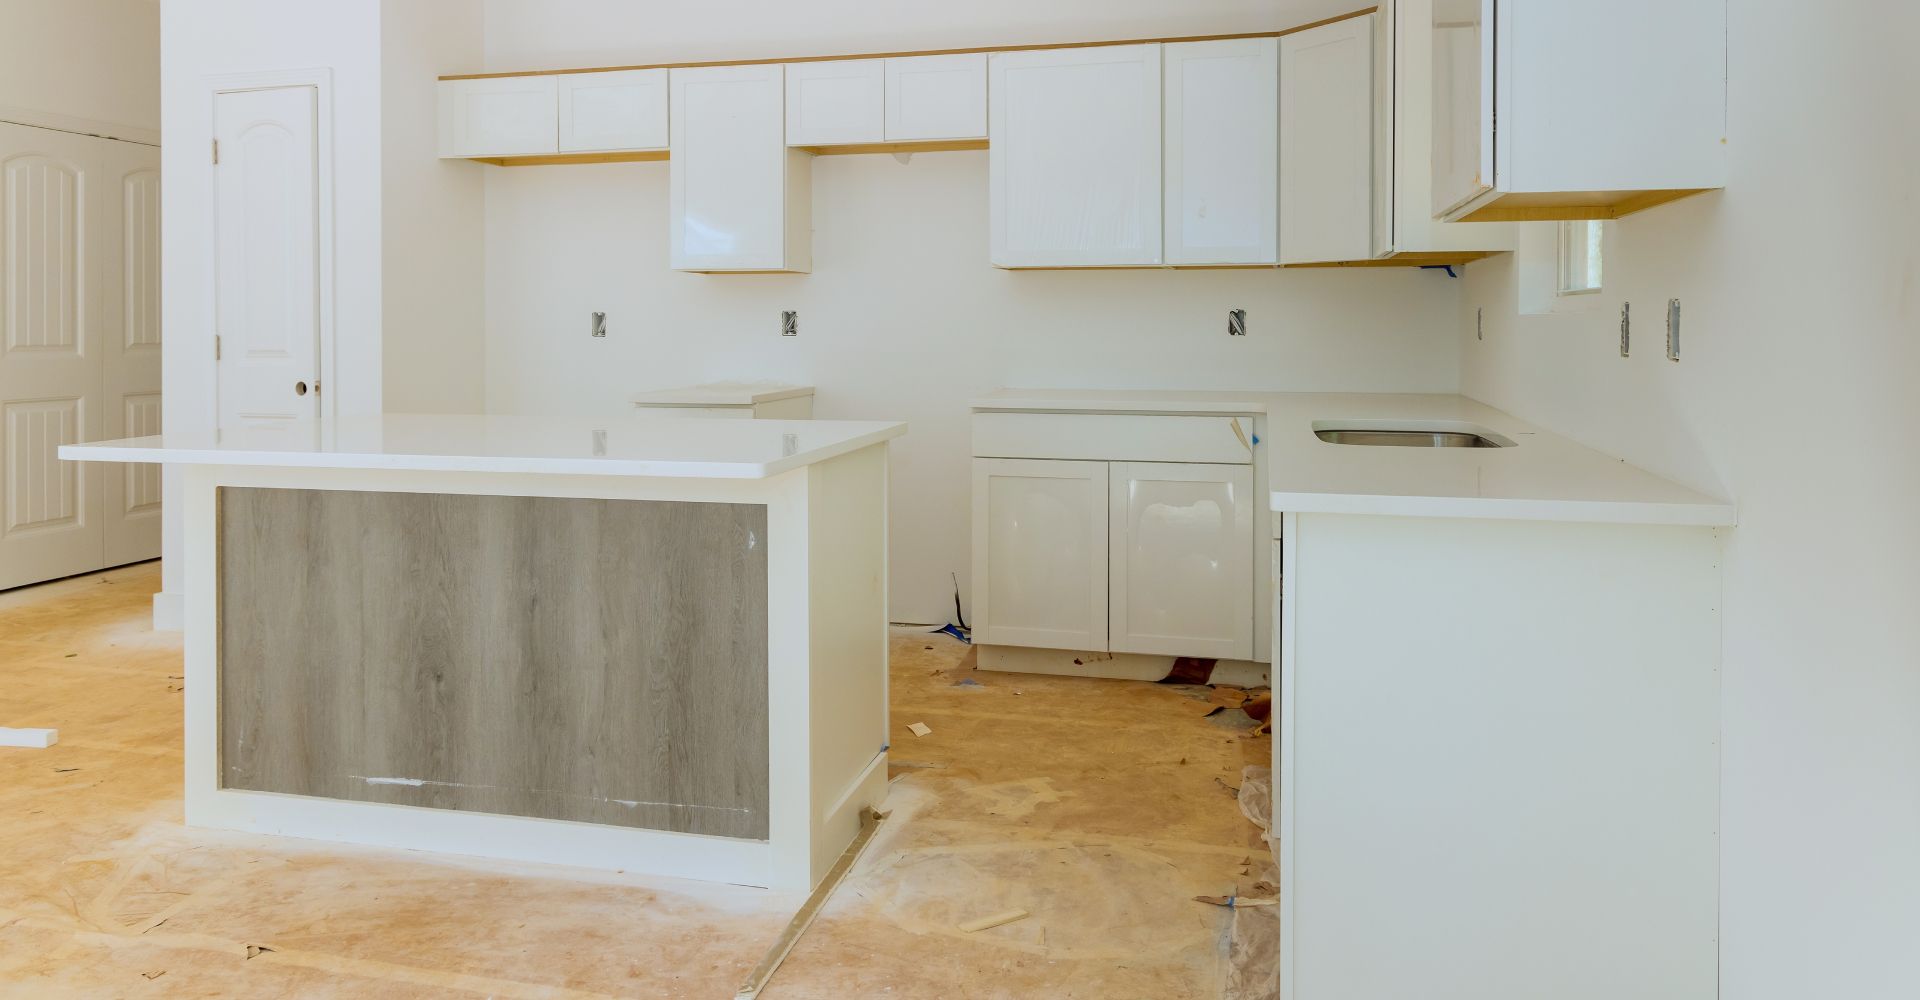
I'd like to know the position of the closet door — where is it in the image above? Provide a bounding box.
[100,140,162,568]
[0,123,106,589]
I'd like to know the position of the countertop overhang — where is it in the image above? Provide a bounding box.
[59,413,906,479]
[972,390,1736,528]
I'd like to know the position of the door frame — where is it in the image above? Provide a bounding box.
[202,69,337,432]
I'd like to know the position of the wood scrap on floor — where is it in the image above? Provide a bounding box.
[734,807,886,1000]
[956,908,1029,933]
[907,722,933,737]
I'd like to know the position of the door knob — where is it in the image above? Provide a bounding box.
[294,381,309,396]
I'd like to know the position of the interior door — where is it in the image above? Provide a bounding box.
[0,123,106,590]
[971,458,1109,651]
[214,86,320,439]
[101,139,163,568]
[1109,462,1254,659]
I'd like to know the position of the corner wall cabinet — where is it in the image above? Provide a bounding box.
[1430,0,1726,222]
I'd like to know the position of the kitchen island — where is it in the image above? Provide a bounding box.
[61,414,904,891]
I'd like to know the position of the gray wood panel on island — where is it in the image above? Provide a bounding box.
[216,487,771,840]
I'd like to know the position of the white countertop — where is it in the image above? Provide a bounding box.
[59,413,904,479]
[630,381,814,407]
[974,390,1736,527]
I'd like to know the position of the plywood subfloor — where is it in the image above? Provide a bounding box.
[0,563,1272,998]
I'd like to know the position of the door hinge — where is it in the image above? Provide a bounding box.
[211,138,219,165]
[213,334,221,360]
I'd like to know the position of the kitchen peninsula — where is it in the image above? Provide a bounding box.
[62,414,904,891]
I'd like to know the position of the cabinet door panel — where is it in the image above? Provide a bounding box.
[1430,0,1494,217]
[670,64,810,272]
[989,45,1162,267]
[1110,462,1253,659]
[972,459,1108,651]
[559,69,668,152]
[785,60,885,146]
[1164,38,1277,265]
[1279,14,1376,264]
[437,77,558,158]
[885,53,987,141]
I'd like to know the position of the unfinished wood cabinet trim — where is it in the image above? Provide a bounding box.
[1453,188,1714,222]
[437,10,1381,81]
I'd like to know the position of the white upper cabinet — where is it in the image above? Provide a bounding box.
[1385,0,1513,256]
[1279,14,1377,264]
[1431,0,1727,221]
[670,64,812,272]
[558,69,668,153]
[884,53,987,141]
[989,44,1163,268]
[437,76,559,158]
[784,59,885,146]
[1163,38,1278,266]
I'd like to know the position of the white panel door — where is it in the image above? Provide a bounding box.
[1279,14,1377,264]
[971,458,1108,651]
[558,69,668,153]
[215,86,320,439]
[0,124,105,589]
[436,76,559,158]
[785,60,884,147]
[1109,462,1253,659]
[989,45,1162,267]
[670,64,810,272]
[1430,0,1494,217]
[1163,38,1278,266]
[884,53,987,141]
[100,140,162,567]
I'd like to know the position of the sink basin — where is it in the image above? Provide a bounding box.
[1311,420,1516,449]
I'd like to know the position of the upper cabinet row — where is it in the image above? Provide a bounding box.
[438,0,1725,271]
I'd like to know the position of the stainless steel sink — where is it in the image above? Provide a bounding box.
[1315,428,1507,448]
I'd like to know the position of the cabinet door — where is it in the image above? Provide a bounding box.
[437,76,558,158]
[1109,462,1253,659]
[670,64,811,272]
[1163,38,1277,265]
[1279,14,1377,264]
[885,53,987,141]
[1430,0,1494,217]
[785,59,885,146]
[972,459,1109,651]
[989,45,1162,267]
[559,69,668,152]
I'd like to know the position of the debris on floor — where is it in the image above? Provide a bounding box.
[1192,894,1275,908]
[1160,657,1218,685]
[957,908,1029,933]
[906,722,933,737]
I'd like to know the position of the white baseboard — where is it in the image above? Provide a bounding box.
[152,591,185,632]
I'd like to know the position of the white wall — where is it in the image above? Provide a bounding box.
[0,0,160,137]
[1458,3,1920,998]
[484,156,1462,623]
[381,0,486,413]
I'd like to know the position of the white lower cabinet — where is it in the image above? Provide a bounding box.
[971,459,1109,651]
[972,410,1260,659]
[1109,462,1254,659]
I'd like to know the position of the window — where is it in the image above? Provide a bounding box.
[1556,220,1603,295]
